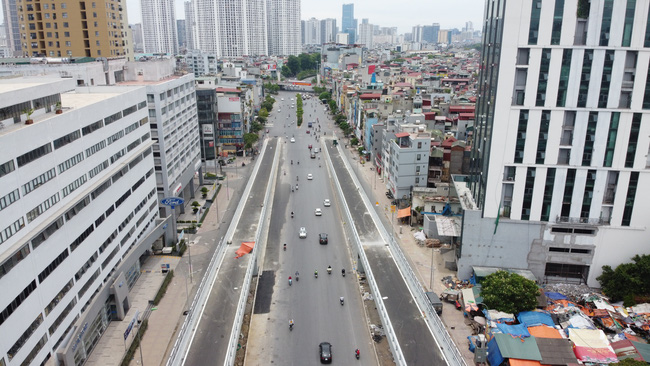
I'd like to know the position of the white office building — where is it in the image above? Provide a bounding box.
[0,78,166,365]
[141,0,178,54]
[120,61,202,232]
[189,0,268,57]
[462,0,650,287]
[358,19,374,49]
[303,17,321,45]
[320,18,338,44]
[267,0,301,56]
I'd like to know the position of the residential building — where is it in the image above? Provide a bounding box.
[321,18,338,44]
[141,0,178,54]
[267,0,301,56]
[16,0,133,58]
[462,0,650,287]
[131,23,144,53]
[119,60,201,227]
[185,50,219,76]
[214,87,250,153]
[358,19,373,49]
[437,29,451,44]
[177,19,186,50]
[0,77,163,366]
[336,33,349,45]
[189,0,267,57]
[341,3,357,44]
[304,17,321,45]
[2,0,21,55]
[184,1,195,50]
[196,87,218,161]
[387,131,431,199]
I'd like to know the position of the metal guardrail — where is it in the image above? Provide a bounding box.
[223,142,279,365]
[166,140,272,366]
[324,146,407,366]
[338,146,467,366]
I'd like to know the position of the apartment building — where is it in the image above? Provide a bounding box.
[16,0,133,58]
[462,0,650,287]
[0,78,165,366]
[141,0,178,54]
[267,0,301,56]
[387,131,431,199]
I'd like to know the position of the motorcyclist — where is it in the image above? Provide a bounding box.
[342,268,346,276]
[289,319,294,330]
[314,270,318,277]
[283,243,287,251]
[291,211,294,218]
[327,265,332,274]
[355,349,360,358]
[295,271,299,280]
[340,296,344,305]
[291,160,293,165]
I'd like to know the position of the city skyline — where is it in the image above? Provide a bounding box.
[120,0,484,35]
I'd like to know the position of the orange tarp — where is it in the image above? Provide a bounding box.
[509,359,541,366]
[397,206,411,218]
[235,241,255,258]
[527,325,563,339]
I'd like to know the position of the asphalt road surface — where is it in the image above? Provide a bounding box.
[245,92,377,365]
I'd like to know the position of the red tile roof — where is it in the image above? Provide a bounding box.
[215,87,240,93]
[395,132,410,138]
[449,105,475,113]
[360,93,382,100]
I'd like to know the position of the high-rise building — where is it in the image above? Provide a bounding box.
[304,17,321,45]
[341,3,357,44]
[2,0,22,55]
[462,0,650,287]
[357,18,373,49]
[184,1,196,50]
[189,0,267,57]
[0,77,160,366]
[16,0,132,58]
[267,0,301,55]
[320,18,338,44]
[177,19,186,50]
[141,0,178,54]
[131,23,144,53]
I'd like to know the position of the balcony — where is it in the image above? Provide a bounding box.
[555,216,608,225]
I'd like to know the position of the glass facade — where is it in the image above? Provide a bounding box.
[581,170,596,219]
[643,64,650,109]
[622,172,638,226]
[536,49,551,106]
[599,0,614,46]
[603,112,619,167]
[514,110,528,164]
[536,111,550,164]
[470,0,507,211]
[577,50,593,108]
[621,0,636,47]
[551,0,564,44]
[645,5,650,47]
[541,168,556,221]
[582,112,598,166]
[598,51,614,108]
[556,49,572,107]
[528,0,542,45]
[561,169,576,217]
[625,113,641,168]
[521,168,536,220]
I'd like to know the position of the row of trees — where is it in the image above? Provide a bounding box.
[295,94,303,126]
[282,53,320,79]
[314,86,353,139]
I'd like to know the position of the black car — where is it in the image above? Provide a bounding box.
[319,342,332,363]
[319,233,328,244]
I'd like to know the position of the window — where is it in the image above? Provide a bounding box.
[88,160,109,178]
[603,113,619,167]
[582,112,597,166]
[528,0,542,44]
[53,130,81,149]
[70,224,94,252]
[514,110,528,163]
[0,189,20,212]
[577,50,593,108]
[551,0,564,44]
[62,174,87,197]
[521,168,535,220]
[600,0,614,46]
[536,49,551,106]
[17,143,53,167]
[540,168,556,221]
[561,169,576,217]
[622,172,638,226]
[86,140,106,157]
[556,49,572,107]
[58,152,84,174]
[23,168,56,195]
[31,216,64,249]
[82,120,103,135]
[106,130,124,145]
[104,111,122,125]
[643,64,650,109]
[0,160,15,178]
[64,31,70,37]
[536,111,550,164]
[625,114,641,168]
[26,193,60,223]
[38,248,69,283]
[0,280,37,327]
[65,196,90,221]
[622,0,636,46]
[599,51,615,108]
[580,170,596,219]
[416,154,421,161]
[645,5,650,47]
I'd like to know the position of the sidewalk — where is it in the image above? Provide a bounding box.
[340,143,475,364]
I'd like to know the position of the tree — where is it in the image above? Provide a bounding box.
[287,55,301,76]
[328,100,338,114]
[335,114,346,124]
[259,108,269,118]
[319,92,331,101]
[299,53,313,71]
[617,359,648,366]
[243,133,259,151]
[481,271,539,314]
[281,65,292,78]
[597,254,650,305]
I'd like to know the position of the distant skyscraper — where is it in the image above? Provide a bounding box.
[189,0,268,57]
[2,0,21,55]
[341,3,357,44]
[304,17,321,45]
[358,19,373,48]
[131,23,144,53]
[177,20,187,50]
[184,1,195,50]
[412,25,423,43]
[141,0,178,54]
[321,18,338,44]
[267,0,301,55]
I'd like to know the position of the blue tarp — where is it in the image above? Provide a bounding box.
[518,310,555,327]
[496,322,531,338]
[545,292,568,300]
[487,336,505,366]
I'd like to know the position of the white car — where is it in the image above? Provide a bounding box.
[324,199,331,207]
[307,174,313,180]
[278,109,281,112]
[299,227,307,238]
[315,208,322,216]
[290,138,295,143]
[281,98,285,101]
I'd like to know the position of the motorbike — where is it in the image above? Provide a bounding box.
[283,244,286,251]
[327,267,332,275]
[295,272,299,281]
[291,212,294,218]
[355,349,360,360]
[340,297,344,306]
[342,269,346,277]
[288,277,292,286]
[314,271,318,278]
[296,176,299,181]
[296,184,299,191]
[290,323,294,331]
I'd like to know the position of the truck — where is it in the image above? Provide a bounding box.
[425,292,443,315]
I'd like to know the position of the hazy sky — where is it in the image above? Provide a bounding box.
[123,0,485,34]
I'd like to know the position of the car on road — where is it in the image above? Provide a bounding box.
[278,109,281,113]
[319,342,332,363]
[299,227,307,238]
[290,138,295,143]
[323,199,331,207]
[306,130,310,134]
[319,233,328,244]
[307,174,313,180]
[315,208,322,216]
